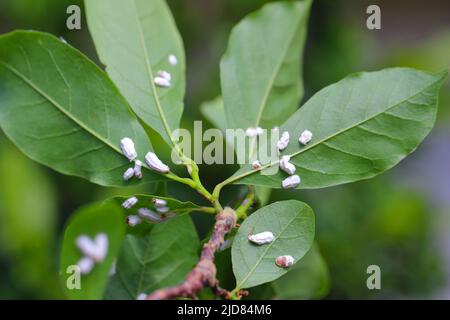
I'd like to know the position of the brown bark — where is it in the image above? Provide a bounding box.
[147,207,239,300]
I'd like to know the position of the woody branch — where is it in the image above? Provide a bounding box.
[146,207,246,300]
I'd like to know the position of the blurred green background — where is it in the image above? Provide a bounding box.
[0,0,449,299]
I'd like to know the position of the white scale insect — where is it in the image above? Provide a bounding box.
[75,233,109,275]
[145,152,170,173]
[277,131,290,151]
[120,137,137,161]
[281,175,301,189]
[248,231,275,245]
[299,130,313,145]
[275,255,295,268]
[122,196,138,209]
[279,155,296,175]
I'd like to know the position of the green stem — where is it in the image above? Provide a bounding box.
[235,189,255,220]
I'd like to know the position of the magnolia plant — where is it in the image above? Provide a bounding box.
[0,0,446,300]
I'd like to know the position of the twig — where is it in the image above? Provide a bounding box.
[147,207,239,300]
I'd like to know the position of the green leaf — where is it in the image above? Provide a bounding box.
[85,0,185,146]
[272,244,330,299]
[0,31,162,187]
[200,96,227,131]
[59,202,125,300]
[221,1,311,131]
[105,215,199,299]
[230,68,448,189]
[231,200,315,289]
[109,194,202,221]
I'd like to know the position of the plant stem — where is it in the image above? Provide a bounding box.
[235,188,255,219]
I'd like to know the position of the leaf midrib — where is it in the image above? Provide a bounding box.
[230,74,442,184]
[130,0,175,147]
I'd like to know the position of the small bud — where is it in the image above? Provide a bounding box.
[255,127,264,136]
[77,256,95,275]
[298,130,312,145]
[248,231,275,245]
[120,137,137,161]
[138,208,164,223]
[156,206,170,213]
[126,215,142,227]
[137,293,147,300]
[134,160,143,179]
[157,70,171,82]
[123,167,135,181]
[252,160,262,170]
[246,127,258,138]
[279,155,296,175]
[154,76,171,88]
[281,175,301,189]
[275,255,295,268]
[168,54,178,66]
[145,152,170,173]
[277,131,290,151]
[122,196,138,209]
[152,198,167,207]
[92,233,108,263]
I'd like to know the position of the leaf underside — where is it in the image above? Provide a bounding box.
[233,68,447,189]
[0,31,162,187]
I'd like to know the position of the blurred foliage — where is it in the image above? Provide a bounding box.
[0,0,449,299]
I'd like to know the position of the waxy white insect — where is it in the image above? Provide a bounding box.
[145,152,170,173]
[168,54,178,66]
[76,233,109,263]
[59,36,67,44]
[299,130,313,145]
[154,76,171,88]
[246,127,264,138]
[275,255,295,268]
[138,208,164,223]
[122,196,138,209]
[77,256,95,275]
[277,131,290,151]
[137,293,147,300]
[157,70,171,82]
[123,167,135,181]
[126,215,142,227]
[156,206,170,213]
[152,198,167,207]
[120,137,137,161]
[281,175,301,189]
[248,231,275,245]
[252,160,262,170]
[134,160,143,179]
[279,155,296,175]
[92,233,108,263]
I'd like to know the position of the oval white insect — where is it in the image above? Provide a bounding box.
[245,127,258,138]
[299,130,313,145]
[276,131,290,151]
[168,54,178,66]
[281,175,301,189]
[152,198,167,207]
[145,152,170,173]
[138,208,163,223]
[252,160,262,170]
[123,167,135,181]
[126,215,142,227]
[156,206,170,213]
[275,255,295,268]
[122,196,138,209]
[279,155,296,175]
[133,160,143,179]
[77,256,95,275]
[120,137,137,161]
[92,233,108,263]
[248,231,275,245]
[154,76,171,88]
[157,70,171,82]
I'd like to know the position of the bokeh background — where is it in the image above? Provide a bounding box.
[0,0,449,299]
